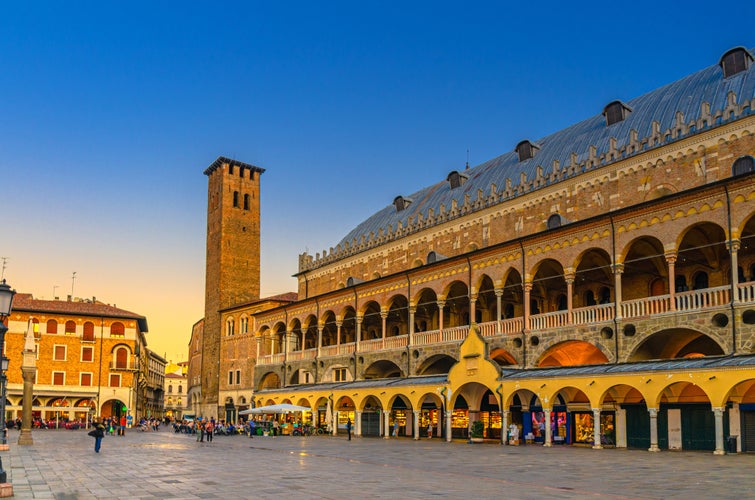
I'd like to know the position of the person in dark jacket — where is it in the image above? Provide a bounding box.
[90,419,106,453]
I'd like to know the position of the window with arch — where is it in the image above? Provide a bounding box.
[114,347,129,369]
[732,156,754,176]
[110,322,125,337]
[226,318,235,336]
[547,214,562,230]
[168,385,173,393]
[47,319,58,334]
[240,316,248,334]
[178,385,183,394]
[65,320,76,335]
[83,321,95,341]
[584,290,596,306]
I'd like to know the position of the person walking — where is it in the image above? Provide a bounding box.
[205,420,214,442]
[392,419,399,437]
[119,415,127,436]
[346,418,352,441]
[427,421,433,439]
[272,419,279,438]
[89,419,106,453]
[248,419,255,439]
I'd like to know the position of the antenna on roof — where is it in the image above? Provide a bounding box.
[71,271,77,298]
[0,257,6,280]
[466,149,470,170]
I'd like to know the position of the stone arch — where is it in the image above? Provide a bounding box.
[599,383,648,406]
[627,328,725,361]
[340,306,358,344]
[722,378,755,409]
[386,294,409,337]
[416,354,457,375]
[360,301,382,341]
[620,235,667,301]
[573,247,614,307]
[363,359,403,379]
[475,273,497,323]
[302,314,319,349]
[257,371,281,391]
[442,280,470,327]
[537,340,610,367]
[413,288,439,333]
[489,347,517,366]
[530,258,566,314]
[655,380,713,407]
[500,268,523,319]
[320,310,338,347]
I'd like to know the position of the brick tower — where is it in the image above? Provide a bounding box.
[202,156,264,415]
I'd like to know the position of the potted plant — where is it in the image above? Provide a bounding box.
[469,420,484,443]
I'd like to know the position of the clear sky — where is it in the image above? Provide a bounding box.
[2,1,752,362]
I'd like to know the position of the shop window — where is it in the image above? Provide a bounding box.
[53,345,67,361]
[47,319,58,334]
[732,156,755,176]
[109,374,121,387]
[65,320,76,335]
[52,372,65,385]
[110,322,125,337]
[83,321,95,341]
[81,346,94,362]
[80,373,92,386]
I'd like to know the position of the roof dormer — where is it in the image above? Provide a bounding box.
[719,47,753,78]
[446,170,469,189]
[393,195,413,212]
[515,140,540,162]
[603,100,632,126]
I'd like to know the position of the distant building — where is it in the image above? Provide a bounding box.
[143,350,166,418]
[186,319,203,416]
[6,294,149,421]
[164,361,188,419]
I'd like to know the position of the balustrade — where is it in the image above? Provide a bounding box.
[739,281,755,302]
[621,295,670,318]
[572,303,614,325]
[529,310,569,331]
[675,285,730,311]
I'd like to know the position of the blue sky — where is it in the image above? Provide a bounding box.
[2,1,752,360]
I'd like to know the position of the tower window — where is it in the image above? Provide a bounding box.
[233,191,239,208]
[732,156,755,176]
[603,100,632,126]
[243,194,250,210]
[720,47,753,78]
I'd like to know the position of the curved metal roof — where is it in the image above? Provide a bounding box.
[336,48,755,250]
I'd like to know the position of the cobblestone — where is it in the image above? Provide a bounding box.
[3,428,754,499]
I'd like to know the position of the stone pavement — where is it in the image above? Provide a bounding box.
[2,428,753,499]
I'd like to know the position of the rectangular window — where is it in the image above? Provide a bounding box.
[334,368,347,382]
[52,371,65,385]
[81,346,94,362]
[109,374,121,387]
[53,345,67,361]
[80,373,92,386]
[228,371,233,385]
[235,370,241,385]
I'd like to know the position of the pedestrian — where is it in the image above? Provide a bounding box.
[205,420,214,442]
[346,418,352,441]
[427,421,433,439]
[248,419,255,439]
[197,420,204,442]
[88,418,106,453]
[392,419,398,437]
[120,415,127,436]
[273,419,279,437]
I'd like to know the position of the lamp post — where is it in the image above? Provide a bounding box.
[0,279,16,486]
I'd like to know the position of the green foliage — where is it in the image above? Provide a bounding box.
[470,420,484,438]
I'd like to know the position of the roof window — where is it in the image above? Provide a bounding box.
[515,140,540,162]
[446,170,469,189]
[393,196,413,212]
[719,47,753,78]
[603,100,632,126]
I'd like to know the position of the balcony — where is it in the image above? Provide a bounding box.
[253,282,755,367]
[110,362,137,371]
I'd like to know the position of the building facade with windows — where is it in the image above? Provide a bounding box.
[5,295,149,421]
[198,47,755,453]
[164,361,188,419]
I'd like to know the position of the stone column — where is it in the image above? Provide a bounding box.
[730,240,740,303]
[502,410,509,445]
[316,325,323,357]
[408,306,416,347]
[256,336,262,360]
[354,410,362,437]
[336,321,342,346]
[523,282,532,330]
[613,264,624,320]
[713,407,725,455]
[18,367,35,445]
[383,410,390,439]
[544,408,553,447]
[413,410,420,440]
[355,316,363,352]
[495,289,503,334]
[666,253,677,311]
[592,408,602,449]
[437,300,446,333]
[648,407,660,452]
[332,410,339,436]
[616,408,627,448]
[445,408,452,442]
[469,291,477,325]
[565,273,575,324]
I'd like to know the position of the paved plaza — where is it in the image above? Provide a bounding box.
[2,428,753,499]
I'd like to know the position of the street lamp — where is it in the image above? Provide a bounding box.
[0,280,16,445]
